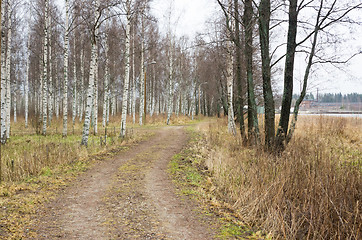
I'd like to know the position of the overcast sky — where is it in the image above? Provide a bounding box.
[54,0,362,95]
[149,0,362,95]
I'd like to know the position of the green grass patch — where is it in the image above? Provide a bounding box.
[169,125,262,239]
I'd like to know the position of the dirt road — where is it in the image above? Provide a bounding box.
[34,126,216,239]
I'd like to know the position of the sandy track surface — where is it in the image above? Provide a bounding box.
[33,126,216,239]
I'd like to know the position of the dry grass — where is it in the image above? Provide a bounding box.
[1,114,159,182]
[1,113,197,182]
[201,116,361,239]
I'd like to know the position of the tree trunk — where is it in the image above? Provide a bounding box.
[48,15,53,126]
[226,0,237,135]
[103,24,110,127]
[25,38,30,128]
[166,37,173,125]
[81,0,100,146]
[132,25,136,124]
[72,38,77,127]
[244,0,259,144]
[139,16,145,126]
[93,54,98,135]
[120,7,131,137]
[276,0,298,151]
[226,39,237,135]
[63,0,69,137]
[288,1,321,143]
[233,0,246,141]
[0,0,6,142]
[79,47,84,121]
[6,1,12,139]
[258,0,275,149]
[42,0,49,136]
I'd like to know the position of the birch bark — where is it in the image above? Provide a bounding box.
[103,25,109,127]
[226,39,236,135]
[93,54,98,135]
[72,39,77,126]
[132,25,136,124]
[81,0,100,145]
[139,15,144,126]
[226,0,237,135]
[5,2,12,139]
[120,4,131,137]
[63,0,69,137]
[13,91,16,122]
[48,15,53,126]
[42,0,49,136]
[166,37,173,125]
[1,1,7,142]
[79,48,84,121]
[25,38,30,128]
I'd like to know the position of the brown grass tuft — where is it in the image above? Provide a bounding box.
[201,116,361,239]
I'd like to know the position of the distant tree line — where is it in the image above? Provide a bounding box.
[293,93,362,103]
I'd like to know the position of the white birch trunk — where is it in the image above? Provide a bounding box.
[0,0,6,142]
[25,38,30,128]
[55,74,59,118]
[6,2,12,139]
[72,39,77,126]
[42,0,49,136]
[139,15,144,126]
[120,9,131,137]
[63,0,69,137]
[39,59,42,126]
[106,87,110,124]
[79,48,84,121]
[132,26,136,124]
[150,71,155,117]
[111,90,115,117]
[48,16,53,126]
[192,88,196,120]
[93,55,98,135]
[103,29,109,127]
[13,92,16,122]
[81,44,97,145]
[166,38,173,125]
[81,0,100,145]
[226,39,237,135]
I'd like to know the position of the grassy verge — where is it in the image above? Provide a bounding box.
[199,116,361,239]
[169,127,268,239]
[0,127,153,239]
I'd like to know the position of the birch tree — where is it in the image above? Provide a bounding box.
[5,0,12,139]
[166,36,173,125]
[63,0,69,137]
[103,17,110,128]
[72,38,77,127]
[1,1,7,142]
[42,0,49,136]
[81,0,100,146]
[120,0,131,137]
[48,15,53,126]
[79,46,84,121]
[93,53,98,135]
[132,25,136,124]
[226,0,237,135]
[25,37,30,128]
[139,13,144,126]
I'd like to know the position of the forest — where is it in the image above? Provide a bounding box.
[0,0,361,239]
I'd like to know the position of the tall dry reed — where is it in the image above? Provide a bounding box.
[202,116,361,239]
